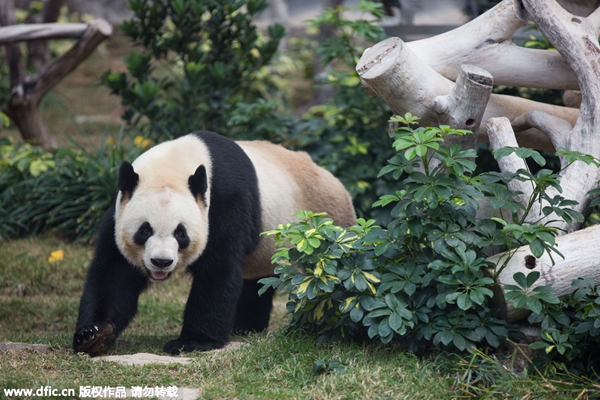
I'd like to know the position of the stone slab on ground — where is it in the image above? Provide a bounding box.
[0,342,51,354]
[94,341,244,366]
[94,352,193,366]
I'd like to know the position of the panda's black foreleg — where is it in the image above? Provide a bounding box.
[233,278,274,334]
[73,206,148,356]
[163,260,243,354]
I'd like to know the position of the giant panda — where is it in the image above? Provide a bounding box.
[73,130,356,355]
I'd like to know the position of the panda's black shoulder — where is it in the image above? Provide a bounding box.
[188,130,261,252]
[189,130,242,161]
[188,130,257,194]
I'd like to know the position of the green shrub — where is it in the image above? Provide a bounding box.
[1,1,395,241]
[292,1,397,223]
[0,134,145,243]
[0,138,56,240]
[203,0,399,222]
[505,273,600,373]
[102,0,285,140]
[261,114,591,359]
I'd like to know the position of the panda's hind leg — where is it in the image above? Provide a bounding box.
[233,278,275,334]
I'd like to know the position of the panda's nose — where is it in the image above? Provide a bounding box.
[151,258,173,268]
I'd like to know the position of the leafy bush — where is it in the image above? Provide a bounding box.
[292,1,398,223]
[226,0,399,222]
[0,138,56,240]
[1,0,393,241]
[506,273,600,373]
[261,114,590,357]
[102,0,285,140]
[0,134,145,243]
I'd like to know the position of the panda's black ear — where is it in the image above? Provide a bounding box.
[118,161,139,200]
[189,165,208,204]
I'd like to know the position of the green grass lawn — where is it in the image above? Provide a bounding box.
[0,235,594,399]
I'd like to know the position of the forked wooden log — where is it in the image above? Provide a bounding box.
[0,23,92,44]
[356,36,579,151]
[0,19,112,149]
[487,224,600,322]
[405,0,579,90]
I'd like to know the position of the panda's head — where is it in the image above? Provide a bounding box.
[114,159,210,282]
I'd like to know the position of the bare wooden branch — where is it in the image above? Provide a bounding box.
[0,0,26,89]
[357,37,453,126]
[513,0,531,22]
[26,0,66,72]
[510,0,600,233]
[430,65,493,154]
[588,6,600,32]
[34,19,113,101]
[432,65,493,135]
[1,19,112,149]
[0,23,91,45]
[511,110,573,149]
[358,0,600,323]
[404,0,579,90]
[563,90,582,108]
[486,117,533,216]
[357,36,579,151]
[487,224,600,322]
[558,0,599,17]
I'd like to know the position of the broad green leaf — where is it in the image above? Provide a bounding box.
[389,312,403,332]
[313,301,326,321]
[529,238,545,258]
[526,296,543,314]
[350,305,364,322]
[453,334,468,351]
[340,296,357,313]
[457,293,472,310]
[526,270,541,287]
[513,272,528,288]
[363,271,380,283]
[470,289,485,305]
[297,278,312,296]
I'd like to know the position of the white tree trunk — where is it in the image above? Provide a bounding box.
[357,36,579,151]
[405,0,578,90]
[487,224,600,322]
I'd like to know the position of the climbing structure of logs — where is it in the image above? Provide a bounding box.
[357,0,600,321]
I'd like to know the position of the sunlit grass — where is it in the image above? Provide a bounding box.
[1,235,596,399]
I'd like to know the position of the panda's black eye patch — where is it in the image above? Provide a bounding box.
[174,224,190,249]
[134,222,153,245]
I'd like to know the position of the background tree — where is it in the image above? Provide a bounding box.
[101,0,285,141]
[0,0,111,149]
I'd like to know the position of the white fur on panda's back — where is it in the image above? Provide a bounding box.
[237,141,303,233]
[238,140,355,228]
[237,140,356,279]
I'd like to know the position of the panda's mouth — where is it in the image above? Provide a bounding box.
[148,270,171,281]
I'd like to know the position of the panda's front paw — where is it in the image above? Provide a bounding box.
[73,321,115,356]
[163,337,226,354]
